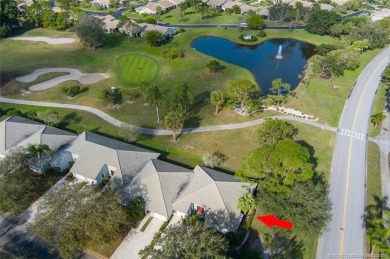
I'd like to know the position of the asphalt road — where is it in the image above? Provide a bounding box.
[317,47,390,258]
[0,214,57,258]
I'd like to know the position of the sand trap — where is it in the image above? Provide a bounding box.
[10,36,77,45]
[16,68,110,91]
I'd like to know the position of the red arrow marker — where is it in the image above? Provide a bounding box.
[257,214,293,230]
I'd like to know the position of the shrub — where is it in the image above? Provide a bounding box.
[179,28,185,33]
[65,173,75,182]
[6,109,23,117]
[206,60,222,73]
[257,30,266,37]
[145,16,157,24]
[239,34,258,42]
[202,150,227,168]
[61,84,81,97]
[118,124,140,143]
[160,48,184,59]
[102,87,122,104]
[128,196,145,221]
[145,30,163,46]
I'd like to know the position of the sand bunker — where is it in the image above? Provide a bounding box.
[10,36,77,45]
[16,68,110,91]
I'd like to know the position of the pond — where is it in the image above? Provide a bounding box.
[191,37,317,94]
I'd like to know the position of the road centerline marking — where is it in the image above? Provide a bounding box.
[338,53,388,256]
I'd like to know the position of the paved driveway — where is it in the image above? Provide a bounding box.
[111,215,164,259]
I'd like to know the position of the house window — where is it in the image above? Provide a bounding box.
[101,174,104,179]
[111,170,115,176]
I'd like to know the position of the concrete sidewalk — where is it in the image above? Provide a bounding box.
[110,215,164,259]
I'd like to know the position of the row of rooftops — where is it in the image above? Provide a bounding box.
[0,116,254,231]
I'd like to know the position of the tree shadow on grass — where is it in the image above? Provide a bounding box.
[102,33,125,49]
[272,235,305,259]
[60,112,82,128]
[188,91,210,115]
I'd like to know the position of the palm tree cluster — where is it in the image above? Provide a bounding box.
[141,82,194,141]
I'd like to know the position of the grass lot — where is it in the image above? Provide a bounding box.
[369,83,389,137]
[365,141,382,250]
[366,142,382,206]
[159,7,244,25]
[123,11,146,20]
[287,48,382,126]
[1,26,360,130]
[116,54,161,85]
[0,103,335,174]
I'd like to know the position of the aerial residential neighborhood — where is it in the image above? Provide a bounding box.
[0,0,390,258]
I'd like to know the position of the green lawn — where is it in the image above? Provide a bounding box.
[160,7,243,25]
[365,141,382,250]
[0,27,341,129]
[116,54,160,85]
[0,103,335,173]
[123,11,147,20]
[287,48,382,126]
[369,83,388,137]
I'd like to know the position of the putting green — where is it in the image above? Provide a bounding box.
[116,54,160,85]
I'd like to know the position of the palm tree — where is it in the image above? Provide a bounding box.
[210,90,226,115]
[145,85,165,123]
[173,82,194,114]
[371,112,386,129]
[237,193,256,214]
[140,83,151,104]
[163,112,184,142]
[27,144,51,158]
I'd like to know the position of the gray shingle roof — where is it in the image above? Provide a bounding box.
[172,165,253,231]
[68,132,160,182]
[0,116,77,156]
[128,159,193,218]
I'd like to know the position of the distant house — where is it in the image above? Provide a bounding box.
[100,15,120,32]
[139,23,177,38]
[158,0,177,12]
[258,8,269,19]
[240,4,259,13]
[172,166,255,233]
[93,0,110,8]
[221,1,241,11]
[136,2,161,14]
[169,0,185,5]
[287,0,313,8]
[65,132,160,185]
[320,3,334,11]
[136,1,176,15]
[207,0,228,9]
[0,116,77,172]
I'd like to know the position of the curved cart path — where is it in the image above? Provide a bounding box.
[15,68,110,91]
[10,36,77,45]
[0,97,337,135]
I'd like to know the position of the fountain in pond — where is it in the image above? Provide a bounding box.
[276,45,283,59]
